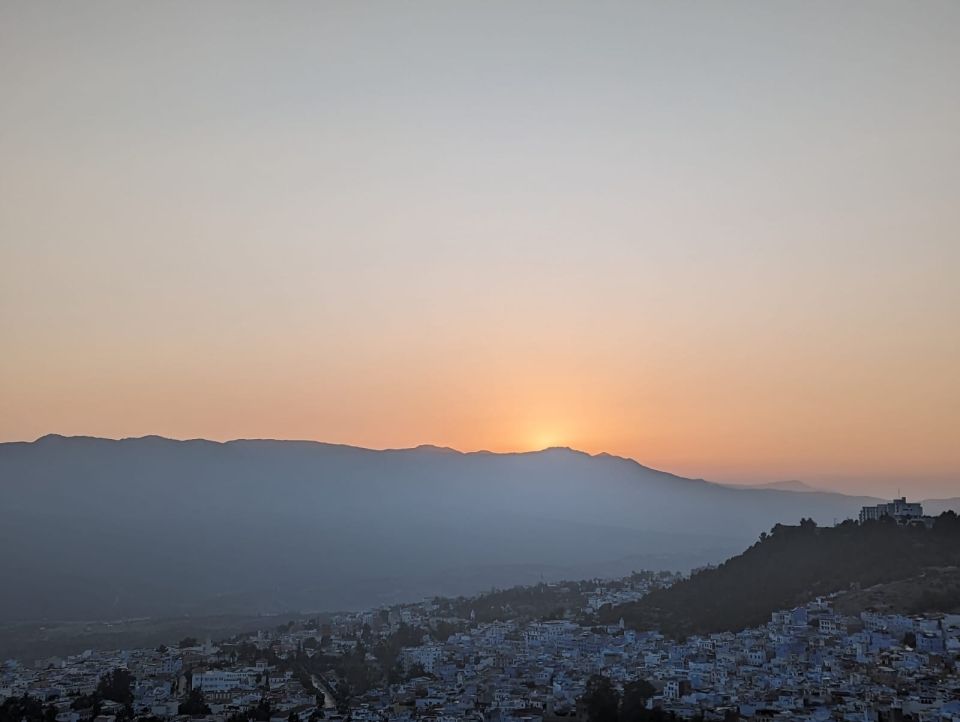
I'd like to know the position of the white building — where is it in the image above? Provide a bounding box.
[191,670,253,692]
[859,497,923,524]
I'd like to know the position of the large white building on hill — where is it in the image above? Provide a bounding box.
[858,497,924,525]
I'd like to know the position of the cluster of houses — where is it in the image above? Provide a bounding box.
[4,577,960,722]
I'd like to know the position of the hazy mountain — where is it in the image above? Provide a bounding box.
[922,497,960,516]
[0,435,921,622]
[722,479,824,493]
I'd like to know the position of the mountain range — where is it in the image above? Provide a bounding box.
[1,435,956,622]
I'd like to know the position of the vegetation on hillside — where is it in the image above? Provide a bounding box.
[438,572,674,625]
[0,695,57,722]
[601,512,960,638]
[833,566,960,616]
[440,581,589,623]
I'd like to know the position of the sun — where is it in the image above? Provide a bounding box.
[528,427,567,451]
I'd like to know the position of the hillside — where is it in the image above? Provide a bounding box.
[602,514,960,638]
[0,434,941,622]
[833,566,960,617]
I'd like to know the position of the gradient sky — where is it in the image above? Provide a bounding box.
[1,2,958,497]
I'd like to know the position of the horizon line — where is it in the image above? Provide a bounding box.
[3,432,929,501]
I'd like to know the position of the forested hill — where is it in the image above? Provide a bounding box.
[602,513,960,638]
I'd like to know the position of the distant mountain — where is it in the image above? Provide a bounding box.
[601,515,960,637]
[0,435,920,622]
[922,497,960,516]
[723,479,825,493]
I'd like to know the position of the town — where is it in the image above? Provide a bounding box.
[4,566,960,722]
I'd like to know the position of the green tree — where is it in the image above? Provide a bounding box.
[97,669,134,705]
[0,695,47,722]
[581,674,620,722]
[621,679,657,721]
[178,689,211,716]
[252,699,271,721]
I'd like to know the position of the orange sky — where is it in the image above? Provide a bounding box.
[1,3,958,498]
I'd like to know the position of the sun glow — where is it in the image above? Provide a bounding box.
[528,427,569,451]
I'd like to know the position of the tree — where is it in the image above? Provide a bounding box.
[97,669,134,705]
[621,679,657,721]
[581,674,619,722]
[179,637,200,648]
[178,689,211,716]
[71,693,101,716]
[251,699,271,722]
[0,695,47,722]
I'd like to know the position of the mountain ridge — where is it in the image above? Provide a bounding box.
[7,434,939,504]
[1,434,954,623]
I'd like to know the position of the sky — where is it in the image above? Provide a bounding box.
[1,2,958,498]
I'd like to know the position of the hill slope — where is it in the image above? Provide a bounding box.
[602,515,960,637]
[0,435,918,621]
[832,566,960,616]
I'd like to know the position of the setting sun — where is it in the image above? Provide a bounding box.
[1,2,957,500]
[528,428,569,451]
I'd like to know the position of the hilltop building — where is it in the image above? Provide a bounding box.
[859,497,924,525]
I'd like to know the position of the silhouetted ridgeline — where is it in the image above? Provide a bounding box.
[1,435,956,621]
[601,514,960,638]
